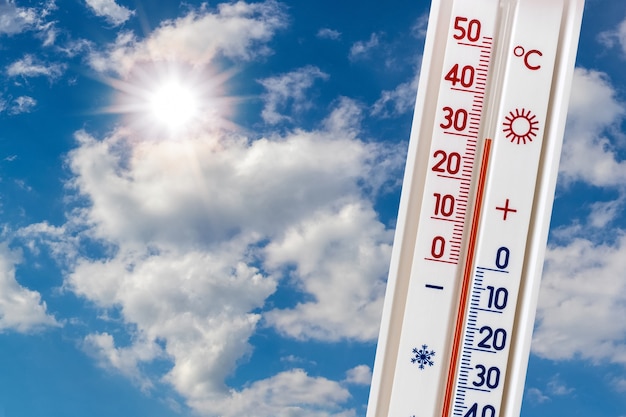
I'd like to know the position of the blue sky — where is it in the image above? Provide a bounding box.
[0,0,624,416]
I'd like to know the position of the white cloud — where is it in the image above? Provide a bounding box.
[344,365,372,385]
[530,67,626,372]
[524,375,574,406]
[259,65,329,124]
[533,234,626,365]
[317,28,341,40]
[371,72,419,117]
[85,0,134,26]
[9,96,37,114]
[199,369,354,417]
[83,332,161,390]
[68,244,277,400]
[526,387,550,404]
[88,1,287,76]
[0,1,38,35]
[546,375,574,396]
[57,97,401,415]
[411,13,429,39]
[6,54,66,80]
[598,17,626,56]
[587,197,624,228]
[613,376,626,392]
[0,243,59,332]
[558,68,626,187]
[349,33,380,61]
[0,0,57,46]
[263,202,392,341]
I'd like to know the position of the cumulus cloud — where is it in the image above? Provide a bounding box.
[200,369,353,417]
[6,54,66,80]
[530,66,626,374]
[0,243,59,332]
[85,0,134,26]
[58,97,401,415]
[263,202,392,341]
[83,332,162,390]
[533,235,626,365]
[344,365,372,385]
[258,65,329,124]
[88,0,287,76]
[558,68,626,187]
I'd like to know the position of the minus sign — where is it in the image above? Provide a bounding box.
[426,284,444,290]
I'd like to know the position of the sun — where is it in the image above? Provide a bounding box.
[102,63,235,137]
[148,79,199,131]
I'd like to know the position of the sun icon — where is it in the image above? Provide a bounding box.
[502,108,539,144]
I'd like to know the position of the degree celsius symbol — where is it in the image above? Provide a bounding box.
[513,45,543,70]
[366,1,585,417]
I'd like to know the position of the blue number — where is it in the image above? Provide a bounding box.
[463,403,496,417]
[486,286,508,310]
[473,364,500,389]
[477,326,507,351]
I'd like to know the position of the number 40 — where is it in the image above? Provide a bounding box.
[463,403,496,417]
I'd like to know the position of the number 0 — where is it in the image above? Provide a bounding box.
[431,236,445,259]
[495,246,510,269]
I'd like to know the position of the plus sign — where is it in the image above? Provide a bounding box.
[496,198,517,221]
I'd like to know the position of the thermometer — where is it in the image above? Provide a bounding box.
[366,1,584,417]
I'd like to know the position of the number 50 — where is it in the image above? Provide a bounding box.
[453,16,481,42]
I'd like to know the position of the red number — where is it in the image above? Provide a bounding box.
[434,193,455,217]
[453,16,481,42]
[432,150,461,175]
[445,64,475,87]
[440,107,468,131]
[431,236,446,259]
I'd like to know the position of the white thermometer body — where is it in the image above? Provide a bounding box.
[366,1,585,416]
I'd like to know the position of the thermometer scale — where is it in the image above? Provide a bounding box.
[366,1,584,417]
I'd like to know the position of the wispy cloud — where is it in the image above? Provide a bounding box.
[0,0,58,46]
[317,27,341,40]
[258,65,329,124]
[371,71,419,117]
[349,33,380,61]
[598,16,626,57]
[85,0,134,26]
[526,387,550,404]
[411,13,429,39]
[6,54,66,80]
[0,0,38,35]
[10,96,37,114]
[546,375,575,396]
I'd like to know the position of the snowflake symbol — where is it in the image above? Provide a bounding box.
[411,344,435,369]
